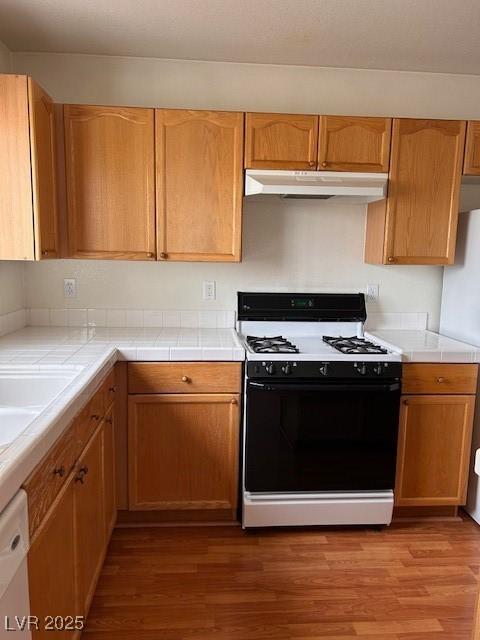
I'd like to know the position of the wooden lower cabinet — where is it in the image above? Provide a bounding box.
[28,480,77,639]
[103,407,117,536]
[395,394,475,506]
[74,424,106,616]
[128,393,240,513]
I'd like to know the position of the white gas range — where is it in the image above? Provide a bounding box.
[237,292,402,529]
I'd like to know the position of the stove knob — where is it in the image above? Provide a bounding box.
[265,363,276,376]
[373,363,383,375]
[319,363,329,376]
[357,363,367,376]
[281,363,292,375]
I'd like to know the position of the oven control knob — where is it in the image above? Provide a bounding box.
[265,363,276,376]
[357,363,367,375]
[319,363,329,376]
[373,363,383,375]
[281,363,292,375]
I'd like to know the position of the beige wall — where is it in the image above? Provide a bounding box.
[14,52,480,329]
[0,41,25,316]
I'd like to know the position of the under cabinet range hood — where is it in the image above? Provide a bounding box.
[245,170,388,203]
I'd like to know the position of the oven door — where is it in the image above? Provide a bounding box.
[245,378,401,494]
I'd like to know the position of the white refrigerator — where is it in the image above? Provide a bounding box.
[440,208,480,523]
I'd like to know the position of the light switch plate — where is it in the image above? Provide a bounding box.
[203,281,216,301]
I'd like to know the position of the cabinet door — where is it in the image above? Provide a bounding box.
[128,393,240,511]
[28,78,59,259]
[318,116,391,172]
[103,408,116,537]
[395,395,475,506]
[74,425,105,616]
[382,119,465,265]
[28,479,78,639]
[463,121,480,175]
[245,112,319,170]
[156,109,243,261]
[64,105,156,260]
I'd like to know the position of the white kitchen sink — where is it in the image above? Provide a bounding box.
[0,368,80,449]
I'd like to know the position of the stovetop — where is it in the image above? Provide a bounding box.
[246,335,300,354]
[322,335,389,355]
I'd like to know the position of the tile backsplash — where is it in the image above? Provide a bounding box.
[27,308,236,329]
[0,309,27,336]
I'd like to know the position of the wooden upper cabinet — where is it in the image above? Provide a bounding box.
[64,105,156,260]
[245,112,319,170]
[395,395,475,506]
[365,118,466,265]
[156,109,243,261]
[0,74,59,260]
[463,121,480,175]
[318,116,392,172]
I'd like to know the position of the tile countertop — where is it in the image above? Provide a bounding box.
[0,326,244,513]
[366,329,480,363]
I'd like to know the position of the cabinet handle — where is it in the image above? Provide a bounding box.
[387,256,395,263]
[160,252,168,259]
[74,466,88,484]
[109,386,116,393]
[91,414,100,421]
[181,376,191,383]
[53,465,65,478]
[308,161,316,167]
[321,161,328,168]
[436,377,445,383]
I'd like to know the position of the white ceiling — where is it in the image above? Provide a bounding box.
[1,0,480,74]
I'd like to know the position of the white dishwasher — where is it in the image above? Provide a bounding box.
[0,490,31,639]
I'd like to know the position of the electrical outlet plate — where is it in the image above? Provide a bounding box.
[64,278,77,299]
[203,280,216,301]
[366,284,379,302]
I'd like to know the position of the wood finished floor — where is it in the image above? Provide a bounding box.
[84,516,480,639]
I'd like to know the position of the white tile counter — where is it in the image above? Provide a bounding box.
[0,326,245,514]
[366,329,480,363]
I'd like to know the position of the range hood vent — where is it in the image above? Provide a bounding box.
[245,170,388,203]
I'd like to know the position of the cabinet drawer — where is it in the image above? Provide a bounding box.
[103,369,116,409]
[128,362,242,394]
[75,385,105,454]
[402,364,478,395]
[24,422,77,538]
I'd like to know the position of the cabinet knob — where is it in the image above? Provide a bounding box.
[160,252,168,259]
[41,250,48,256]
[321,161,328,168]
[436,377,445,383]
[106,417,113,425]
[181,376,191,383]
[74,466,88,484]
[403,399,408,405]
[308,161,316,167]
[387,256,395,263]
[147,252,154,258]
[231,398,238,405]
[91,414,100,421]
[53,465,65,478]
[109,386,116,393]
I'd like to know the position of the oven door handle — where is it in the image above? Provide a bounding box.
[248,381,401,393]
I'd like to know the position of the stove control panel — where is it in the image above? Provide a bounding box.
[248,360,402,380]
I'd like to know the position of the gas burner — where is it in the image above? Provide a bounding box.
[246,335,300,354]
[323,335,388,355]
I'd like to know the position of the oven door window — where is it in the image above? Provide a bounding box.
[245,381,401,493]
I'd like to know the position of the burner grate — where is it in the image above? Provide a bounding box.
[246,335,300,354]
[323,335,388,355]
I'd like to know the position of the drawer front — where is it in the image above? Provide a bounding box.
[402,364,478,395]
[128,362,242,394]
[75,386,105,454]
[24,422,77,537]
[103,368,116,409]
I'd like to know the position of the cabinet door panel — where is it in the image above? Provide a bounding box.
[156,109,243,261]
[245,112,318,169]
[74,425,105,616]
[128,394,240,511]
[28,480,78,640]
[385,119,465,265]
[395,395,474,506]
[64,105,155,259]
[463,121,480,175]
[28,78,59,259]
[318,116,391,172]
